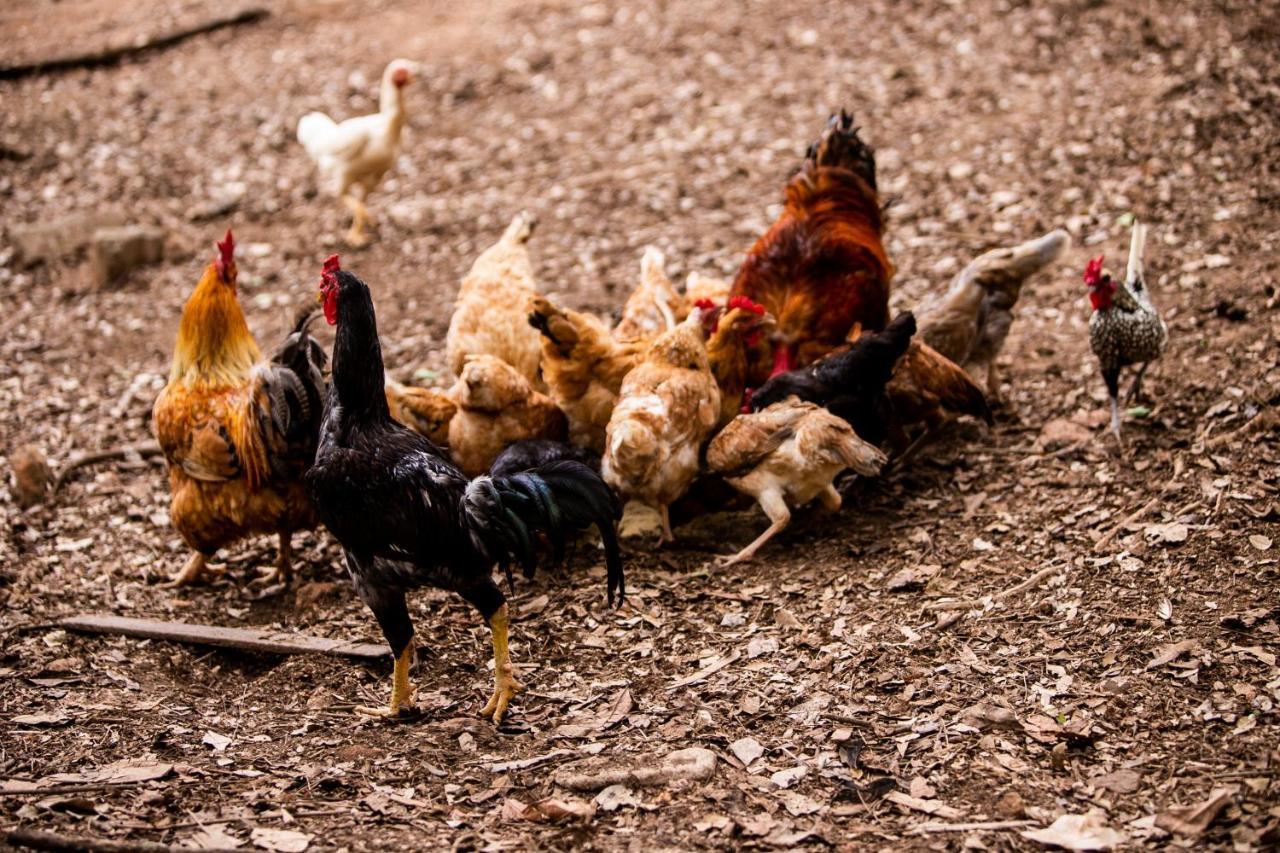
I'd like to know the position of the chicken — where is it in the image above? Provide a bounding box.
[885,340,992,459]
[613,247,687,344]
[527,295,645,452]
[447,355,568,476]
[731,110,893,384]
[707,399,886,565]
[918,229,1069,402]
[384,379,455,446]
[702,296,775,428]
[444,213,544,386]
[297,59,419,246]
[307,258,623,722]
[602,313,721,543]
[751,311,916,446]
[490,440,600,477]
[1084,222,1167,442]
[684,271,732,310]
[152,231,326,589]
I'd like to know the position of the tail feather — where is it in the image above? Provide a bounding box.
[500,211,537,246]
[463,461,624,606]
[1126,221,1147,291]
[296,111,338,156]
[917,342,993,424]
[806,110,877,191]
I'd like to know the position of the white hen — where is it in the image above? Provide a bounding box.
[297,59,419,246]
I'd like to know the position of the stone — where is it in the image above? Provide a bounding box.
[90,226,165,289]
[10,211,126,266]
[10,444,52,508]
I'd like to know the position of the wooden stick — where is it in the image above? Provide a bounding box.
[0,8,269,80]
[58,614,387,661]
[924,564,1060,612]
[53,441,163,493]
[1092,496,1160,552]
[911,819,1036,833]
[7,827,239,853]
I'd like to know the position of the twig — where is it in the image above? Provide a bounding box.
[1092,496,1160,552]
[6,827,238,853]
[0,782,148,797]
[924,564,1060,612]
[0,8,269,80]
[911,819,1036,834]
[53,441,163,493]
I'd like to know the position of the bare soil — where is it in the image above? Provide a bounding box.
[1,0,1278,850]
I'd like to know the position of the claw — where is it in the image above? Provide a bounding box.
[160,553,223,588]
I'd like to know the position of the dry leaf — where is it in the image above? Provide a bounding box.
[1146,639,1198,670]
[1145,522,1188,544]
[770,766,807,789]
[594,785,641,812]
[1022,812,1127,850]
[1155,787,1236,837]
[1090,769,1141,794]
[1247,534,1272,551]
[189,825,244,850]
[778,790,822,816]
[42,758,173,787]
[12,712,70,727]
[730,736,764,767]
[884,791,963,819]
[249,827,311,853]
[667,650,740,689]
[202,731,233,752]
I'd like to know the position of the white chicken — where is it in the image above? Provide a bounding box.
[297,58,420,246]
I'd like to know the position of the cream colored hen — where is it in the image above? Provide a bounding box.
[297,59,419,246]
[445,212,543,387]
[613,247,687,344]
[447,355,567,477]
[602,313,720,543]
[706,398,886,565]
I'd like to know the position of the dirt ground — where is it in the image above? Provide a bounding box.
[2,0,1278,849]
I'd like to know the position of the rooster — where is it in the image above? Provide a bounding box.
[731,110,893,385]
[1084,222,1167,442]
[152,231,326,589]
[307,258,623,721]
[297,59,420,246]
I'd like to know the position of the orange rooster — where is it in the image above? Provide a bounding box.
[730,110,892,385]
[152,231,327,589]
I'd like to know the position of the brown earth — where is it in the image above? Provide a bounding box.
[1,0,1278,849]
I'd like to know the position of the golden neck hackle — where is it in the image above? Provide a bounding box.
[169,264,261,387]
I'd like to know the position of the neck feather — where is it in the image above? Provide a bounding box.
[170,267,261,385]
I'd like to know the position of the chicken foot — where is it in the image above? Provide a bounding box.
[161,552,224,588]
[249,532,294,592]
[481,604,524,723]
[717,490,791,566]
[356,642,416,718]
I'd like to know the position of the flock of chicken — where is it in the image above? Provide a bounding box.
[146,61,1168,720]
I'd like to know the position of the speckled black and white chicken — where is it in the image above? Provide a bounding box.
[1083,222,1167,442]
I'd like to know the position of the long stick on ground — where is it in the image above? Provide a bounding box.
[53,441,163,493]
[0,8,269,80]
[924,563,1060,612]
[7,827,239,853]
[59,614,389,661]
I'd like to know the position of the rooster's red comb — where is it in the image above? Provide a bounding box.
[214,229,235,280]
[1083,255,1105,286]
[693,298,718,311]
[321,254,341,285]
[727,295,766,315]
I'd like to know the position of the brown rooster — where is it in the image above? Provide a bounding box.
[731,110,893,385]
[152,232,327,588]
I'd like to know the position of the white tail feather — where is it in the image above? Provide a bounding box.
[1126,221,1147,287]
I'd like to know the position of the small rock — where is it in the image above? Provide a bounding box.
[10,444,52,508]
[1039,418,1092,449]
[730,737,764,767]
[90,226,165,289]
[995,790,1026,818]
[1248,535,1272,551]
[948,162,974,180]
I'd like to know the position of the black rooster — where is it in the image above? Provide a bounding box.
[306,258,624,722]
[749,311,917,445]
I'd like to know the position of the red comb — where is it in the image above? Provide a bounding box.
[1083,255,1104,286]
[321,254,341,284]
[214,229,234,280]
[693,298,717,311]
[727,295,765,315]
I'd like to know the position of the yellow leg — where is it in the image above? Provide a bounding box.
[658,504,674,545]
[480,605,524,723]
[161,552,224,588]
[717,490,791,566]
[343,195,370,247]
[356,642,415,718]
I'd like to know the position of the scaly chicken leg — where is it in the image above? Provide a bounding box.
[480,604,524,723]
[356,642,416,718]
[343,194,371,247]
[717,490,791,567]
[249,531,294,590]
[161,552,224,588]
